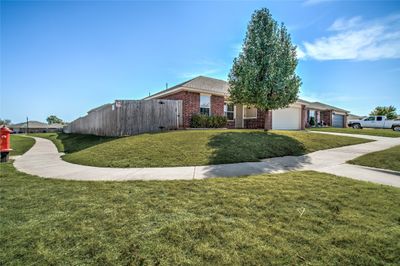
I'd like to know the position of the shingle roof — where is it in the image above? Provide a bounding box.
[145,76,348,113]
[144,76,229,99]
[183,76,229,95]
[307,101,349,113]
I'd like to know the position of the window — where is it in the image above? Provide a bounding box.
[364,116,375,121]
[200,95,211,116]
[243,106,257,119]
[377,116,382,121]
[224,102,234,120]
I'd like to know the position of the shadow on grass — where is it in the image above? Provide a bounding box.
[202,131,311,178]
[208,131,307,164]
[32,133,117,153]
[56,133,117,153]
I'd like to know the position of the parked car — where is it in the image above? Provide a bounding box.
[348,116,400,131]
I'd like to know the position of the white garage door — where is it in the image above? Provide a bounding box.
[272,107,302,130]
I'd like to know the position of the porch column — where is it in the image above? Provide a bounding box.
[235,104,243,128]
[301,105,306,130]
[265,110,272,130]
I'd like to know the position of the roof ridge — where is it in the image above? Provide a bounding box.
[196,75,227,82]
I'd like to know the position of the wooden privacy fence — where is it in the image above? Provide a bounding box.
[65,100,183,136]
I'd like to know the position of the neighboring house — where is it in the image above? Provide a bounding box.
[10,121,64,133]
[145,76,349,129]
[348,114,365,121]
[305,102,349,128]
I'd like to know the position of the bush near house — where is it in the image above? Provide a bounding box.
[190,114,227,128]
[309,117,316,127]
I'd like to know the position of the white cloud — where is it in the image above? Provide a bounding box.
[328,16,362,31]
[296,46,306,59]
[298,14,400,61]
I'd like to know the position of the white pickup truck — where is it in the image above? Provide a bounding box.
[348,116,400,131]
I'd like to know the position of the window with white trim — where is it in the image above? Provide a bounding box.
[243,106,257,119]
[200,95,211,116]
[224,102,234,120]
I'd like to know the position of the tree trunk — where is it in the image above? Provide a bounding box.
[264,109,270,131]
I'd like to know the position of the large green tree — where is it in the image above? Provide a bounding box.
[46,115,63,124]
[228,8,301,130]
[370,106,397,120]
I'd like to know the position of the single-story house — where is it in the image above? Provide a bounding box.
[145,76,349,130]
[305,102,349,128]
[10,121,64,133]
[348,114,366,121]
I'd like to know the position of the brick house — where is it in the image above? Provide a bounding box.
[145,76,349,129]
[305,102,349,128]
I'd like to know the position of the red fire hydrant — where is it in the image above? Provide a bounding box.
[0,126,13,162]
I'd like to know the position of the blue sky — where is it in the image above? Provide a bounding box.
[1,0,399,123]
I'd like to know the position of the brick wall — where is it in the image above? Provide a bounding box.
[227,121,235,129]
[158,91,226,128]
[160,90,200,128]
[211,95,224,116]
[321,110,332,126]
[243,109,271,129]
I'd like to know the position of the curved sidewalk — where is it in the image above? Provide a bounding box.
[13,132,400,187]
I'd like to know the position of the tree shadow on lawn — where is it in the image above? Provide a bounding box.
[54,133,117,153]
[203,131,311,178]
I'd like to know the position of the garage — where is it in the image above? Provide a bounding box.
[272,106,302,130]
[332,114,344,128]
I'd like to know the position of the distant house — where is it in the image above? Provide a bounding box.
[10,121,64,133]
[145,76,350,129]
[348,114,365,120]
[305,102,349,128]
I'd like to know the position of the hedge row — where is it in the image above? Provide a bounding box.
[190,114,227,128]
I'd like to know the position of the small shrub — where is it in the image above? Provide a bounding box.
[190,114,227,128]
[309,117,316,127]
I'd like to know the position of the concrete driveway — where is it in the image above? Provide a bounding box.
[13,132,400,187]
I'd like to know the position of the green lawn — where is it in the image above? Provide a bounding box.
[348,145,400,172]
[29,132,114,153]
[9,135,35,156]
[309,127,400,138]
[1,163,399,265]
[32,130,371,167]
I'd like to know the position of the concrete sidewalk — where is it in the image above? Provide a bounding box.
[13,132,400,187]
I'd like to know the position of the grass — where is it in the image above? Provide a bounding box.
[348,145,400,172]
[29,132,114,153]
[1,163,399,265]
[32,130,371,167]
[9,135,35,156]
[309,127,400,138]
